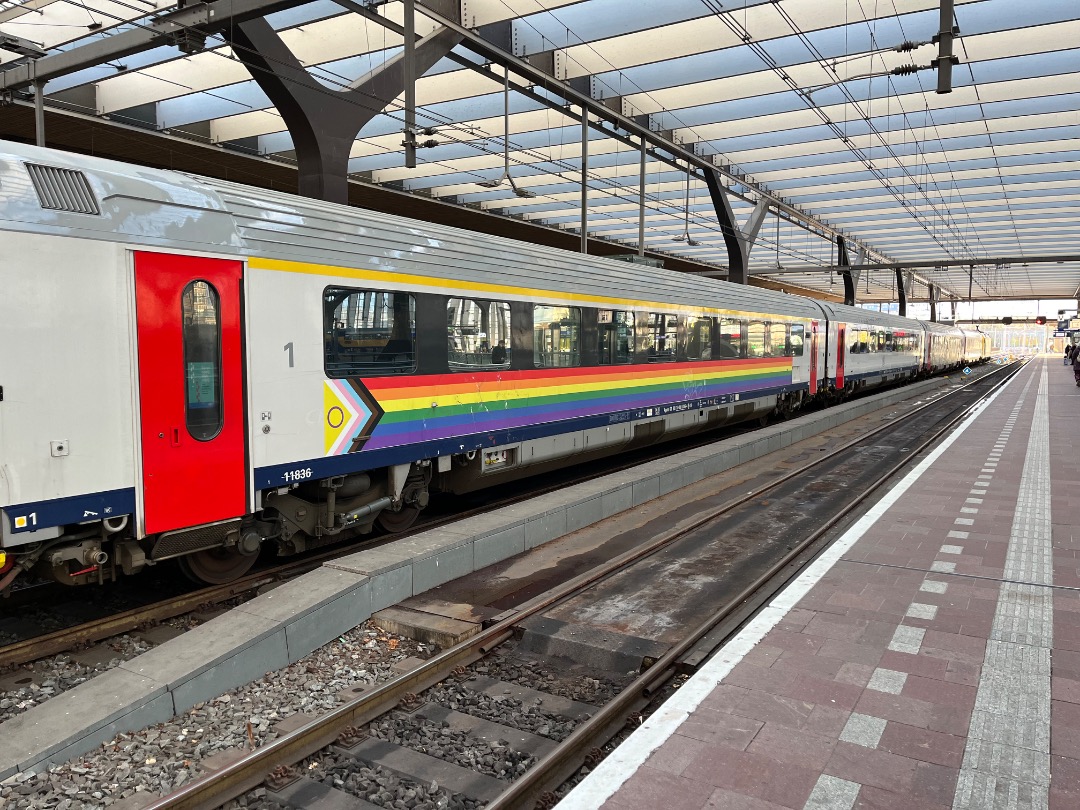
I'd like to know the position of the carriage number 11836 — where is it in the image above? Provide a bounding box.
[283,468,313,482]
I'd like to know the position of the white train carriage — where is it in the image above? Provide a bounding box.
[810,303,924,398]
[1,142,837,587]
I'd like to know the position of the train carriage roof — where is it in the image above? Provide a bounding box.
[811,300,928,331]
[0,141,827,320]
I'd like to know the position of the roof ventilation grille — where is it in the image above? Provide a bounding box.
[25,163,100,215]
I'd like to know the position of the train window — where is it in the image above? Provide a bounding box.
[534,305,581,367]
[181,280,223,442]
[877,331,887,352]
[324,288,416,377]
[884,331,894,351]
[747,321,767,357]
[643,313,677,362]
[849,328,861,355]
[767,323,787,358]
[718,318,745,358]
[686,317,714,360]
[789,324,805,357]
[447,298,511,370]
[598,310,634,365]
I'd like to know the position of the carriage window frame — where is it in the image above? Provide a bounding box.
[533,304,582,368]
[181,280,224,442]
[767,323,788,358]
[598,309,635,365]
[324,287,417,378]
[685,316,714,360]
[747,320,768,358]
[447,297,512,370]
[718,317,746,358]
[789,324,805,357]
[643,312,678,362]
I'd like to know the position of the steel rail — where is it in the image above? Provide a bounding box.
[0,575,278,669]
[141,363,1016,809]
[484,361,1023,808]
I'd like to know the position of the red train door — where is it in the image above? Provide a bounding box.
[135,252,247,535]
[835,324,846,389]
[809,320,819,394]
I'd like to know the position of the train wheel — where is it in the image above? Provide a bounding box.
[177,547,258,585]
[376,505,422,533]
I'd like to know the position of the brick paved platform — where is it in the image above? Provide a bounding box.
[562,357,1078,810]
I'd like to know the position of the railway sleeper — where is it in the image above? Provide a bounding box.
[331,736,507,804]
[267,776,383,810]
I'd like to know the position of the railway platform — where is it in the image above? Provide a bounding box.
[562,355,1077,810]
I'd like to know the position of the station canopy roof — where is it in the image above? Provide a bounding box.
[2,0,1078,304]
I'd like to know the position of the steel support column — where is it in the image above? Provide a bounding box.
[230,17,462,203]
[838,235,858,306]
[742,198,770,258]
[32,78,44,147]
[403,0,416,169]
[637,136,646,257]
[929,284,938,322]
[703,169,746,283]
[895,267,906,316]
[702,173,769,285]
[580,109,588,254]
[933,0,958,94]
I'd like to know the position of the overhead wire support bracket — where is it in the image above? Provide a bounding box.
[474,65,534,198]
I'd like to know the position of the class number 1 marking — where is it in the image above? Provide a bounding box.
[14,512,36,529]
[284,342,294,367]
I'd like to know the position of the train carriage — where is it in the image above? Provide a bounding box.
[0,143,979,589]
[811,302,924,397]
[922,321,966,373]
[959,326,992,365]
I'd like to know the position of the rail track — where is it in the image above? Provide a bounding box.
[133,361,1020,809]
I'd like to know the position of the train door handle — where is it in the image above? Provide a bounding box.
[171,428,181,447]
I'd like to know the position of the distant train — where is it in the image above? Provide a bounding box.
[0,143,991,588]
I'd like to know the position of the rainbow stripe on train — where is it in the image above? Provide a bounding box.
[348,358,792,454]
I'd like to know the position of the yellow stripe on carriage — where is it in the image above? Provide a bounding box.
[248,256,806,323]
